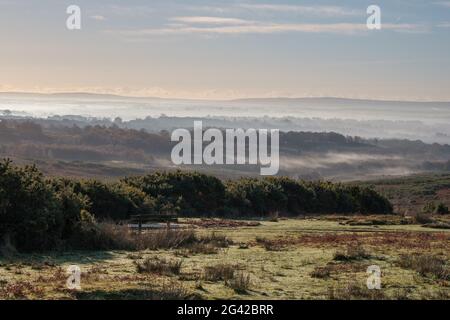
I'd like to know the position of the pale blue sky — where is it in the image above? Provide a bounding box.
[0,0,449,100]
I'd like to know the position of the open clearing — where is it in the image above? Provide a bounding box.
[0,217,449,300]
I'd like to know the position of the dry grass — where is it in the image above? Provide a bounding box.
[0,218,448,300]
[197,232,233,248]
[174,233,233,255]
[187,219,260,228]
[328,282,386,300]
[398,254,449,280]
[0,281,44,299]
[156,281,197,300]
[423,222,450,230]
[185,243,219,255]
[80,223,233,253]
[296,232,449,250]
[136,229,197,250]
[333,244,372,262]
[135,257,183,276]
[226,272,252,294]
[255,237,287,251]
[203,264,236,282]
[74,281,197,300]
[310,266,332,279]
[310,260,369,279]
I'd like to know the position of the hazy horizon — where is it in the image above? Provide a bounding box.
[2,92,450,144]
[2,91,450,103]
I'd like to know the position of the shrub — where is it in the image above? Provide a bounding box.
[78,180,156,221]
[435,202,449,215]
[0,160,63,251]
[225,178,392,217]
[225,178,287,216]
[398,254,449,280]
[351,186,393,214]
[0,159,395,253]
[266,177,315,214]
[52,182,91,239]
[123,171,226,216]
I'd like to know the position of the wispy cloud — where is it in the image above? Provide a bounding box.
[170,16,254,25]
[238,4,362,17]
[112,21,423,37]
[434,1,450,8]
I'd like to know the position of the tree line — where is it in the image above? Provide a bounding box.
[0,159,392,252]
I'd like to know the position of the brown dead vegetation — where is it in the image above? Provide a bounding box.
[252,231,449,250]
[187,218,261,229]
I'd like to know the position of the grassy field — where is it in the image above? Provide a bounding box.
[0,216,449,300]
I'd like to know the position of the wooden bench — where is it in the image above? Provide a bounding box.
[128,214,178,232]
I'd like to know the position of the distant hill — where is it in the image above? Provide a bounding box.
[231,97,450,107]
[1,92,449,105]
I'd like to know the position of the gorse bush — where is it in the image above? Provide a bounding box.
[55,179,156,221]
[123,171,226,216]
[0,159,393,252]
[0,160,63,251]
[225,178,392,216]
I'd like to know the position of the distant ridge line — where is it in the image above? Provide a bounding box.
[0,91,450,104]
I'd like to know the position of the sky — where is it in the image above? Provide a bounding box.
[0,0,449,100]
